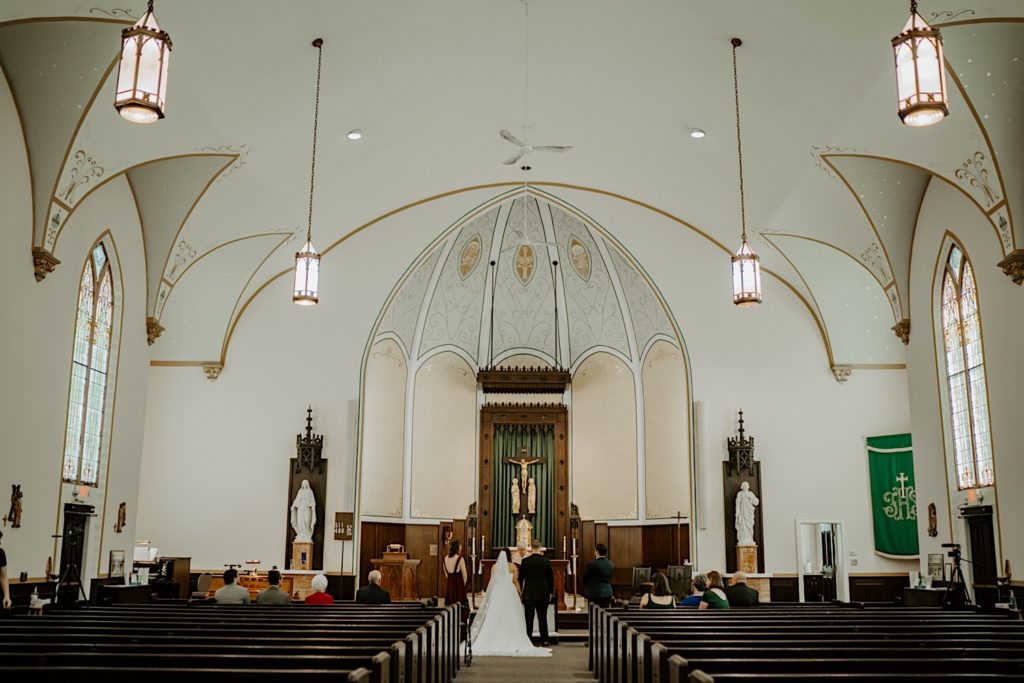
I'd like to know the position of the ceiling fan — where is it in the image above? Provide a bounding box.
[499,129,572,166]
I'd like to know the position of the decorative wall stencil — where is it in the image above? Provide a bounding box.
[154,281,171,319]
[607,246,674,354]
[459,234,482,279]
[928,9,976,21]
[45,204,65,250]
[514,244,536,285]
[887,287,902,321]
[167,240,197,280]
[954,152,999,208]
[860,243,891,283]
[378,249,441,357]
[197,144,251,177]
[811,145,857,177]
[568,236,591,281]
[550,207,629,363]
[58,150,105,204]
[417,209,498,361]
[492,197,556,358]
[993,206,1012,253]
[85,7,138,19]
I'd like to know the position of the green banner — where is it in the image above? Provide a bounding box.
[867,433,919,558]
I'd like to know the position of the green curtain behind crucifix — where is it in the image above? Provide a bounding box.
[492,424,554,549]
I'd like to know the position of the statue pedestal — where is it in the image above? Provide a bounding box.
[736,544,758,574]
[292,541,314,570]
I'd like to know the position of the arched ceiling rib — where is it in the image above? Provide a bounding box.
[0,18,126,250]
[826,155,932,325]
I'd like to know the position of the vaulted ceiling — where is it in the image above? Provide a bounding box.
[2,1,1022,371]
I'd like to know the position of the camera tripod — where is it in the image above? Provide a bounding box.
[941,547,973,610]
[51,531,89,607]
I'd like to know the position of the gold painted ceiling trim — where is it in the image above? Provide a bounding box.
[169,182,841,370]
[943,62,1015,251]
[906,174,932,309]
[153,156,239,295]
[53,153,236,253]
[824,153,1005,259]
[932,17,1024,29]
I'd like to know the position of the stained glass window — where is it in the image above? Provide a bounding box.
[940,244,993,490]
[62,243,114,486]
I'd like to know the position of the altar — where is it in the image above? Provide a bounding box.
[480,556,570,611]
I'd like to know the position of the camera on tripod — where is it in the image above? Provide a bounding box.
[941,542,961,559]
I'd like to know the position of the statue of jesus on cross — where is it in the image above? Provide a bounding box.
[503,446,542,517]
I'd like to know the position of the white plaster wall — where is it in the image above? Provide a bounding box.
[552,187,914,576]
[360,339,407,517]
[133,183,918,578]
[907,179,1024,582]
[642,340,690,520]
[0,69,148,587]
[572,352,639,520]
[409,352,476,519]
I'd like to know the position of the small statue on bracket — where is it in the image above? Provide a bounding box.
[8,484,22,528]
[114,502,127,534]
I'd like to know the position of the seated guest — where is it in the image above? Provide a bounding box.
[698,570,730,609]
[725,570,760,606]
[256,568,291,605]
[638,572,675,609]
[356,569,392,604]
[214,568,250,605]
[304,573,335,605]
[679,573,707,607]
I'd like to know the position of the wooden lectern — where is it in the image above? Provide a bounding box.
[370,546,421,601]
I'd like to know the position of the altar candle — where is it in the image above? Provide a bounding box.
[482,535,486,554]
[472,536,476,555]
[563,536,567,554]
[573,537,577,555]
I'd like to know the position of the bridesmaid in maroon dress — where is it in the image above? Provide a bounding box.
[443,539,469,622]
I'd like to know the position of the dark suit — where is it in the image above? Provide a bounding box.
[725,581,759,606]
[518,553,554,643]
[582,556,614,607]
[355,583,392,605]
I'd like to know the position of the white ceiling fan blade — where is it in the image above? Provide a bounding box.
[500,129,526,147]
[502,149,528,165]
[532,145,572,153]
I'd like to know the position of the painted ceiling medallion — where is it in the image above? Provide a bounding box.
[459,234,482,279]
[568,236,591,281]
[514,244,536,286]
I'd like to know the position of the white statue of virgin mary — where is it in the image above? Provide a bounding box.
[290,479,317,542]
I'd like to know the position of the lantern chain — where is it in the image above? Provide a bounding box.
[307,39,324,244]
[731,37,747,243]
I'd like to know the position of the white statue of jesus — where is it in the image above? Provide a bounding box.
[735,481,759,546]
[290,479,317,542]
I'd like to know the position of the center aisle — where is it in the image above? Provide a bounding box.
[456,642,597,682]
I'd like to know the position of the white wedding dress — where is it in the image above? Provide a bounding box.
[470,552,552,657]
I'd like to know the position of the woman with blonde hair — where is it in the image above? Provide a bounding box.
[698,570,730,609]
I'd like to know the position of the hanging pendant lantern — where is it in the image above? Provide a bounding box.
[114,0,171,124]
[729,38,762,307]
[892,0,948,127]
[732,239,762,308]
[293,39,325,306]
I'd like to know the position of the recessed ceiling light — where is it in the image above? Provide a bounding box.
[346,129,362,140]
[689,128,706,139]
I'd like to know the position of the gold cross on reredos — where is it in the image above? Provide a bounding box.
[503,445,542,491]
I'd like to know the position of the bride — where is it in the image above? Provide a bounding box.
[470,549,552,657]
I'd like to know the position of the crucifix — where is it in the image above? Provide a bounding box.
[503,446,543,517]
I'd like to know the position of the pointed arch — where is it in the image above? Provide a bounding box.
[61,235,119,486]
[938,238,994,490]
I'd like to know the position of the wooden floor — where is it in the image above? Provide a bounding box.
[457,642,596,682]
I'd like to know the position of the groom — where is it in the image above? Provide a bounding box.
[518,539,555,646]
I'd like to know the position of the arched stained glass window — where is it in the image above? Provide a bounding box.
[62,243,114,486]
[940,244,993,490]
